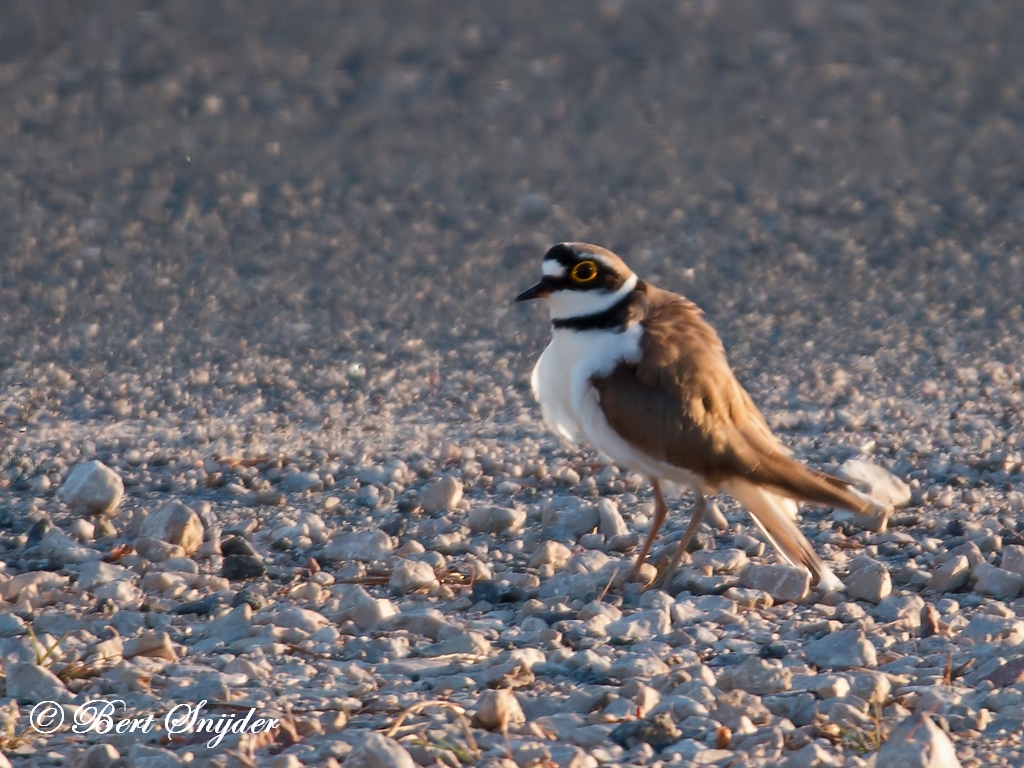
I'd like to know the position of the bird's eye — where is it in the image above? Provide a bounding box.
[571,260,598,283]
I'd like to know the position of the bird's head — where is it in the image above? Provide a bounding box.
[515,242,637,320]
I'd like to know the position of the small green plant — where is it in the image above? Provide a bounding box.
[26,625,68,668]
[837,701,889,754]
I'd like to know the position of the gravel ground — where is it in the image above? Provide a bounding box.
[2,1,1024,767]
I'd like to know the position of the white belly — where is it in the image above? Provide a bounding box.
[531,326,703,488]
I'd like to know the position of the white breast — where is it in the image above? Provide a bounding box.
[532,324,704,488]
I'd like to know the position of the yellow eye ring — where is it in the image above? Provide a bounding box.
[571,260,598,283]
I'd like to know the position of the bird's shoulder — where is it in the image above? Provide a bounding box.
[601,282,779,454]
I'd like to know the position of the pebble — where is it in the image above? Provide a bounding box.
[845,556,892,603]
[597,498,629,537]
[138,500,205,554]
[928,555,972,593]
[804,629,877,670]
[5,662,70,703]
[875,712,962,768]
[58,460,124,516]
[324,529,394,561]
[973,562,1023,600]
[840,458,912,507]
[741,563,810,602]
[468,505,527,534]
[421,475,463,512]
[342,733,416,768]
[389,559,439,592]
[39,527,102,565]
[222,554,266,580]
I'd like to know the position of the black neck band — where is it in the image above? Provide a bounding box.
[551,284,640,331]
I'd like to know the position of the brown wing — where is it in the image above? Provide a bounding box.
[592,288,876,514]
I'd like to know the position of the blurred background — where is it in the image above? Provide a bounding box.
[1,0,1023,384]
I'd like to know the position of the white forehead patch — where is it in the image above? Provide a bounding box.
[542,260,566,277]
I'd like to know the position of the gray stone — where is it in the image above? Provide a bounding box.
[468,505,527,534]
[543,500,600,537]
[421,476,463,513]
[782,743,838,768]
[974,562,1024,600]
[324,529,394,561]
[928,555,971,593]
[4,662,70,703]
[934,541,984,569]
[59,460,124,516]
[597,498,629,537]
[281,471,323,493]
[204,604,254,643]
[138,501,204,555]
[840,459,911,507]
[0,571,67,601]
[804,629,877,670]
[40,527,102,565]
[1002,544,1024,577]
[334,584,400,630]
[68,744,120,768]
[76,560,132,590]
[356,485,381,507]
[606,609,671,642]
[0,614,26,636]
[874,712,962,768]
[691,548,749,573]
[716,657,792,695]
[845,557,892,604]
[741,563,810,602]
[389,559,439,592]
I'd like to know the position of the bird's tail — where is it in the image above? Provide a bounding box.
[721,478,844,592]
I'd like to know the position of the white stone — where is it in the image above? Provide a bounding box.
[389,559,439,592]
[782,742,837,767]
[874,712,962,768]
[421,476,463,512]
[324,529,394,561]
[845,557,892,604]
[4,662,70,703]
[343,732,416,768]
[258,605,329,633]
[0,571,68,601]
[839,458,911,507]
[59,460,124,516]
[76,561,132,590]
[1002,544,1024,576]
[40,527,102,565]
[334,584,400,630]
[543,500,600,537]
[528,540,572,569]
[468,506,527,534]
[691,548,749,573]
[138,501,204,554]
[597,498,629,537]
[606,609,671,642]
[716,657,792,695]
[205,604,254,643]
[741,563,810,602]
[973,562,1023,600]
[804,629,876,670]
[928,555,971,593]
